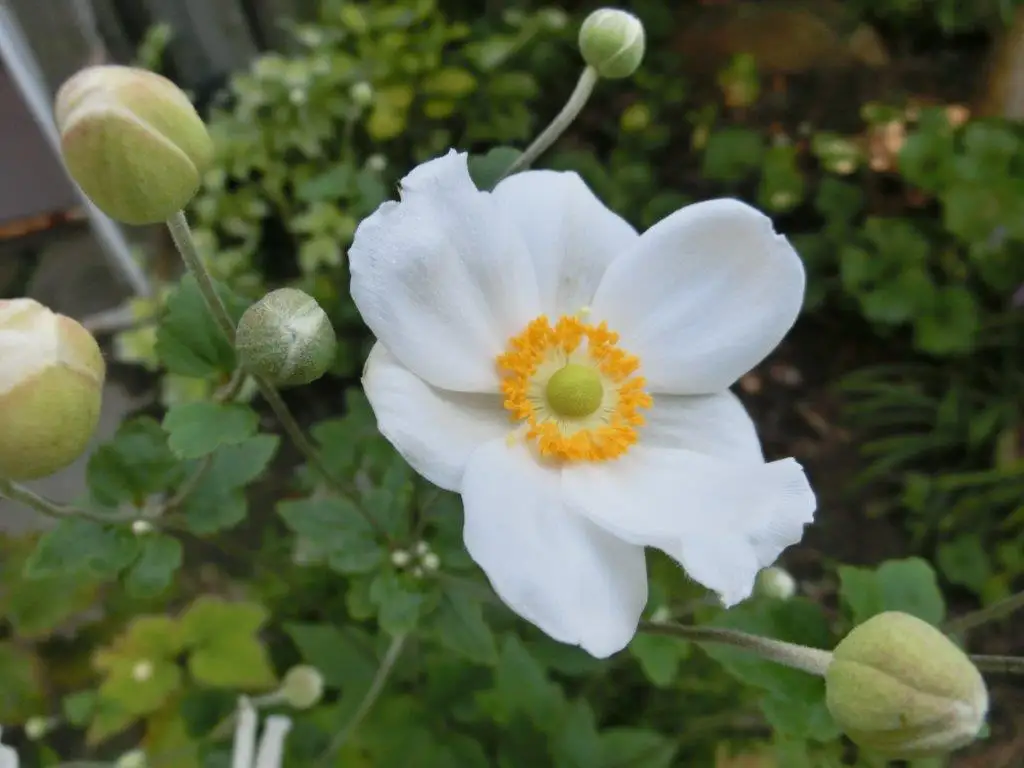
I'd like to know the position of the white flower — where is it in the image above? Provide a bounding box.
[0,728,18,768]
[349,150,816,658]
[232,697,292,768]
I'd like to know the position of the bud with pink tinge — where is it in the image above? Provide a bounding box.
[55,65,213,224]
[0,299,105,480]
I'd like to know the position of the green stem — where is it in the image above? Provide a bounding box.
[164,211,387,541]
[316,633,408,765]
[638,621,833,676]
[970,654,1024,675]
[946,591,1024,635]
[0,479,127,523]
[500,66,600,179]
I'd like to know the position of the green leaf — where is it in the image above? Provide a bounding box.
[284,623,378,689]
[370,572,424,635]
[431,583,498,665]
[839,557,946,625]
[180,597,276,690]
[628,633,687,688]
[0,642,44,721]
[62,690,98,727]
[24,518,140,579]
[702,127,765,182]
[125,534,183,598]
[163,402,259,459]
[937,535,990,594]
[760,690,839,742]
[468,147,522,191]
[87,417,184,506]
[277,496,383,574]
[551,698,601,768]
[490,634,565,727]
[600,728,677,768]
[154,274,250,377]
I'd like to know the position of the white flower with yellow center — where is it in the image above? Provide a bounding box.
[350,151,816,658]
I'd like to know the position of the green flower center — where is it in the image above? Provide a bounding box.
[545,363,603,418]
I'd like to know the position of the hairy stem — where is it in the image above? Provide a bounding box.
[970,654,1024,675]
[0,478,127,523]
[500,66,599,179]
[639,620,833,676]
[316,633,408,765]
[946,591,1024,635]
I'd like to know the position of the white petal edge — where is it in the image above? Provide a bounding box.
[461,439,648,658]
[491,170,638,317]
[232,697,257,768]
[641,391,763,463]
[254,715,293,768]
[363,343,510,492]
[563,446,815,606]
[349,150,541,392]
[590,198,806,394]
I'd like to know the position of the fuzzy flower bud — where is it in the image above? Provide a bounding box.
[755,566,796,600]
[235,288,337,387]
[0,299,105,480]
[55,65,214,224]
[826,612,988,759]
[279,665,324,709]
[578,9,645,79]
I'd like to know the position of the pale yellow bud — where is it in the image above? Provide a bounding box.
[55,65,214,224]
[279,665,324,709]
[578,9,646,79]
[0,299,105,480]
[826,611,988,758]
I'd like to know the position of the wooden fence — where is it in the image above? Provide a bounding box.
[6,0,317,95]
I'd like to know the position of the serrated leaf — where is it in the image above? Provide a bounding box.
[24,518,140,579]
[277,496,382,574]
[431,583,498,665]
[285,623,378,688]
[468,147,522,191]
[839,557,945,625]
[87,417,185,506]
[370,572,424,635]
[163,402,259,459]
[154,274,250,377]
[491,634,565,727]
[125,534,183,597]
[180,597,276,690]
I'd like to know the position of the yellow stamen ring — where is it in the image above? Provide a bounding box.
[496,314,653,462]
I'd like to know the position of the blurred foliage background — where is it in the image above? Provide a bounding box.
[4,0,1024,765]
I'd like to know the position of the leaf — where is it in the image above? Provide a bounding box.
[24,518,140,579]
[490,634,565,727]
[628,633,687,688]
[370,571,424,635]
[468,147,522,191]
[702,127,765,182]
[62,691,97,727]
[431,583,498,665]
[163,402,259,459]
[154,274,250,377]
[180,597,276,690]
[277,496,383,574]
[0,642,44,721]
[601,728,677,768]
[87,417,185,506]
[551,698,602,768]
[284,623,378,688]
[937,535,990,594]
[125,534,183,597]
[839,557,945,625]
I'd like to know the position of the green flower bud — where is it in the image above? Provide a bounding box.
[235,288,336,387]
[280,665,324,709]
[578,8,645,79]
[24,716,51,740]
[0,299,105,480]
[826,611,988,759]
[755,566,796,600]
[55,65,214,224]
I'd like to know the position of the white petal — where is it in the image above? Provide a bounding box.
[564,447,815,606]
[363,343,510,492]
[0,727,17,768]
[350,150,541,392]
[590,199,805,394]
[232,697,257,768]
[461,439,648,657]
[254,715,293,768]
[492,170,638,316]
[642,391,763,462]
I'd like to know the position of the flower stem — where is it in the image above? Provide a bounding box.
[638,620,833,676]
[946,591,1024,635]
[970,654,1024,675]
[0,478,127,523]
[316,633,407,765]
[164,211,387,540]
[500,66,600,179]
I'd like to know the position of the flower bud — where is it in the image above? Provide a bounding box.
[825,611,988,758]
[0,299,105,480]
[55,65,214,224]
[755,566,796,600]
[279,665,324,709]
[350,81,374,107]
[115,749,147,768]
[132,519,154,535]
[24,716,51,740]
[578,9,645,80]
[235,288,336,387]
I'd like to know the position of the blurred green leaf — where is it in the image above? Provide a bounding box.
[600,728,677,768]
[24,518,139,579]
[125,534,182,598]
[430,582,498,665]
[937,535,990,594]
[551,698,601,768]
[87,418,184,506]
[628,633,687,688]
[180,597,277,689]
[370,571,424,635]
[702,127,765,182]
[285,622,378,688]
[278,496,383,573]
[163,402,259,459]
[468,147,522,191]
[839,557,945,625]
